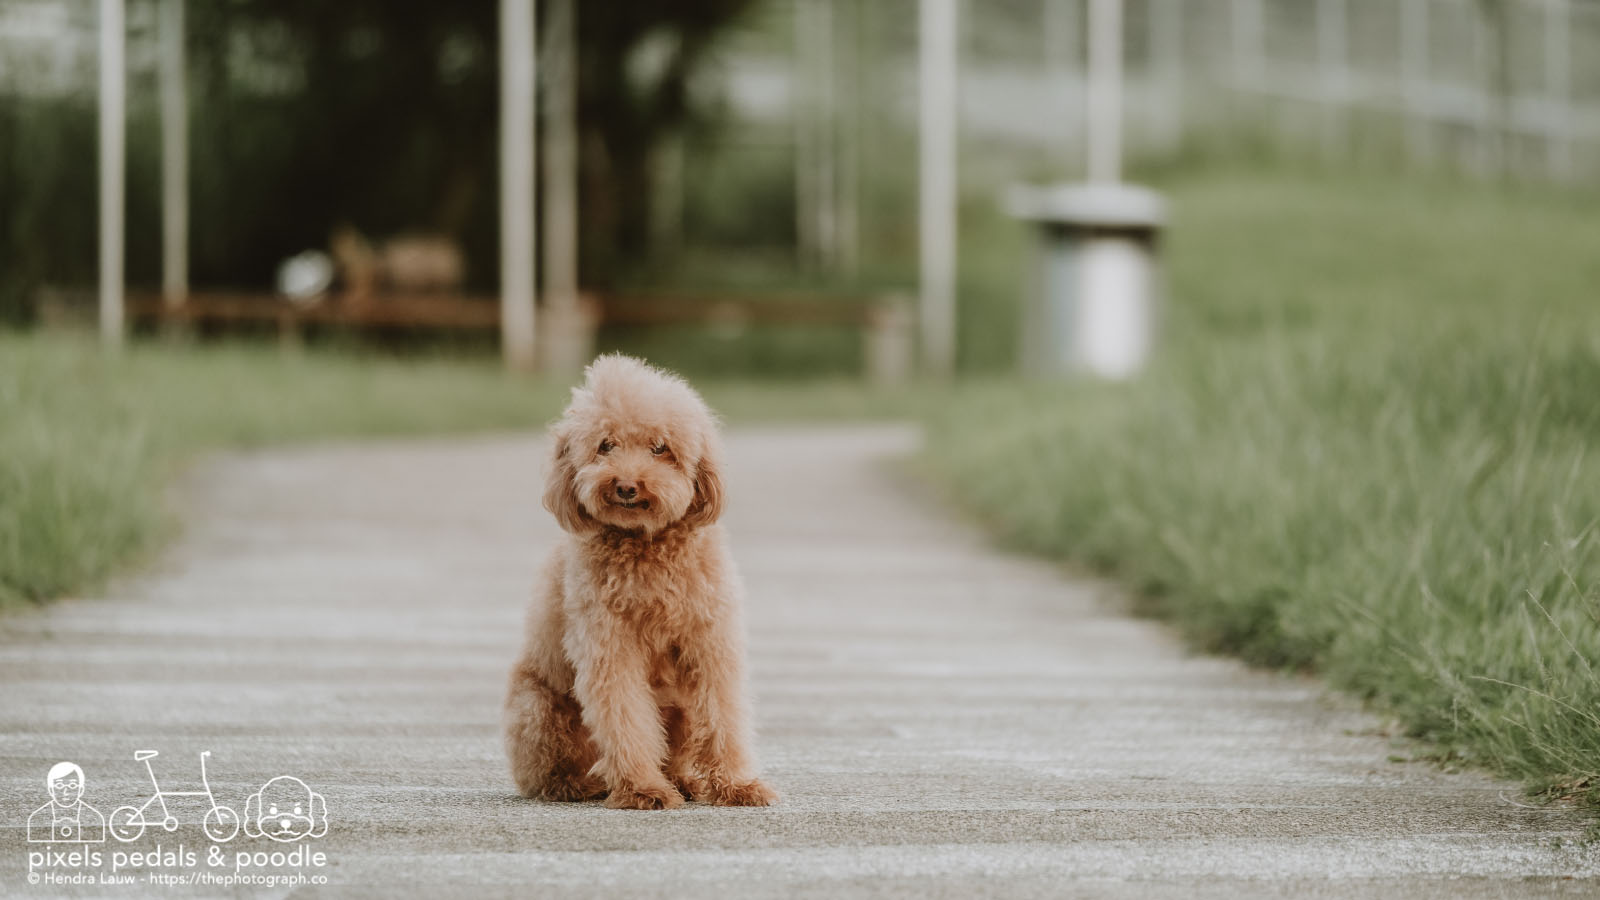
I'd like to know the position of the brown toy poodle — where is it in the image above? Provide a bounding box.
[504,355,777,810]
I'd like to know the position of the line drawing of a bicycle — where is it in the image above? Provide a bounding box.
[109,750,240,843]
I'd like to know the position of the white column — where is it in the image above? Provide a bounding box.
[1317,0,1348,158]
[794,0,837,270]
[500,0,537,371]
[836,0,860,276]
[918,0,958,376]
[1087,0,1122,183]
[1043,0,1079,167]
[1150,0,1183,153]
[1471,0,1498,175]
[1230,0,1263,87]
[542,0,582,373]
[793,0,815,267]
[159,0,187,308]
[815,0,837,271]
[99,0,125,347]
[1401,0,1432,163]
[1545,0,1572,180]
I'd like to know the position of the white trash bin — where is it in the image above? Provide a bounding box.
[1008,183,1167,379]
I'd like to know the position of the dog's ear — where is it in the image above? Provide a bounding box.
[309,792,328,838]
[542,429,597,534]
[683,441,725,528]
[242,792,262,838]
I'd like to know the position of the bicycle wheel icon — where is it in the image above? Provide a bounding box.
[204,805,241,842]
[109,805,148,842]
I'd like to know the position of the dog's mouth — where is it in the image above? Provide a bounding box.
[609,498,651,510]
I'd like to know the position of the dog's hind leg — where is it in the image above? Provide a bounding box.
[504,665,604,801]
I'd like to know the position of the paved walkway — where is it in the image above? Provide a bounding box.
[1,425,1596,898]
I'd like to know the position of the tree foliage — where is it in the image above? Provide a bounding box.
[0,0,755,321]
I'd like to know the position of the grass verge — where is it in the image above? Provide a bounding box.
[0,335,927,610]
[922,169,1600,806]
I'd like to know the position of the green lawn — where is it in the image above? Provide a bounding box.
[923,169,1600,806]
[0,336,927,610]
[8,166,1599,813]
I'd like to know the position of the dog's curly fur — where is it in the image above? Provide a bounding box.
[504,355,777,810]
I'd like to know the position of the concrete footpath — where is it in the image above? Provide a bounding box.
[1,425,1596,898]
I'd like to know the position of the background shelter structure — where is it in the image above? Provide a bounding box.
[91,0,581,371]
[23,0,1598,375]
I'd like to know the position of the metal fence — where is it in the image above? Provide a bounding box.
[694,0,1600,272]
[6,0,1597,270]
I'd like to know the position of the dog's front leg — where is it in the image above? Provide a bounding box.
[569,614,683,810]
[679,626,778,807]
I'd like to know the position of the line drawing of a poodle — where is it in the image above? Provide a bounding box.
[243,776,327,842]
[504,355,777,810]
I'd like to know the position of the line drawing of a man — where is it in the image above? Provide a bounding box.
[27,761,105,843]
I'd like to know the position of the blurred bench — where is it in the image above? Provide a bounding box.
[125,291,501,335]
[119,290,914,382]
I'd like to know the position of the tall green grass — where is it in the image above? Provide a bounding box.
[924,170,1600,801]
[0,336,929,610]
[0,338,569,608]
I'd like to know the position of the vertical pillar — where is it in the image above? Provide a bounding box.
[1317,0,1348,159]
[815,0,837,269]
[1545,0,1572,180]
[1402,0,1432,163]
[1043,0,1079,167]
[542,0,584,373]
[1230,0,1263,87]
[793,0,815,267]
[918,0,958,375]
[1087,0,1123,183]
[1150,0,1183,153]
[159,0,187,310]
[836,0,860,276]
[500,0,537,371]
[99,0,125,348]
[794,0,837,270]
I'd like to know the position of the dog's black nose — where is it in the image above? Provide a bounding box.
[615,483,638,500]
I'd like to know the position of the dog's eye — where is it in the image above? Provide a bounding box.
[269,805,278,815]
[597,439,615,455]
[294,805,303,815]
[651,442,669,456]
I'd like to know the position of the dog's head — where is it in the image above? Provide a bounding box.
[243,776,327,842]
[543,355,725,536]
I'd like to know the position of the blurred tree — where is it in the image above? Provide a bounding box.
[576,1,757,280]
[0,0,754,321]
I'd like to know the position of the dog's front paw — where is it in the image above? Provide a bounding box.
[604,782,684,810]
[701,778,778,807]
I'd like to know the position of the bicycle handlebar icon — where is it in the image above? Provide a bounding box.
[109,750,241,843]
